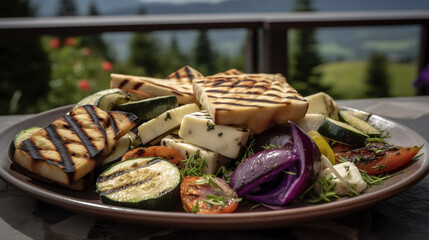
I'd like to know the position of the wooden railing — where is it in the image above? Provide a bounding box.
[1,11,428,76]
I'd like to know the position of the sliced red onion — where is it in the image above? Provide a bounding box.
[229,121,321,206]
[229,149,297,196]
[252,124,294,153]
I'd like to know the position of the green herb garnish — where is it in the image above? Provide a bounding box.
[202,194,226,206]
[164,112,172,121]
[206,121,215,131]
[181,150,207,177]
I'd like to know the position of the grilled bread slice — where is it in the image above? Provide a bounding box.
[110,73,198,105]
[192,73,308,134]
[13,105,137,186]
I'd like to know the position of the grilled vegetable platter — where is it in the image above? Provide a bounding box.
[5,66,426,220]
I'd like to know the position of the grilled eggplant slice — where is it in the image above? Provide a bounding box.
[13,105,138,186]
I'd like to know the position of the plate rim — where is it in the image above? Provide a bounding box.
[0,105,428,230]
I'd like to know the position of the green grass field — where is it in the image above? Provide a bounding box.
[317,61,419,99]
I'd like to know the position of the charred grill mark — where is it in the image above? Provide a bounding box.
[213,80,227,87]
[174,72,180,80]
[84,105,107,140]
[21,139,43,160]
[206,89,229,94]
[99,177,153,195]
[133,82,143,90]
[46,159,63,167]
[245,91,262,95]
[45,125,74,174]
[119,79,129,88]
[265,93,283,98]
[254,85,268,90]
[172,91,184,96]
[97,158,162,181]
[108,115,119,135]
[215,108,232,111]
[268,87,283,92]
[185,66,193,82]
[146,79,192,94]
[64,115,99,158]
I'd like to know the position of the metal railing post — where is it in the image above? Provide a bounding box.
[245,28,259,73]
[259,23,288,76]
[418,24,429,71]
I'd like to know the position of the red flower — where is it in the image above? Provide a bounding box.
[102,61,113,71]
[78,79,91,91]
[64,37,75,46]
[50,38,60,48]
[82,47,91,56]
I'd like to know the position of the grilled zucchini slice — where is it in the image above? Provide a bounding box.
[318,117,369,147]
[112,95,178,126]
[96,157,181,210]
[339,110,380,137]
[75,88,124,107]
[8,127,42,160]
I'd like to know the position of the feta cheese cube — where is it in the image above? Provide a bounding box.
[138,103,200,145]
[319,162,367,195]
[178,111,250,159]
[161,135,231,174]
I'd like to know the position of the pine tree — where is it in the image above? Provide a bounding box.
[0,0,50,114]
[365,51,390,97]
[289,0,330,96]
[194,30,216,75]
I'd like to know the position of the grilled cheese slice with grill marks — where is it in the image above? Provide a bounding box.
[192,73,308,134]
[167,65,204,82]
[13,105,137,186]
[110,72,200,105]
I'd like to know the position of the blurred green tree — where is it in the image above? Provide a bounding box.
[161,35,189,74]
[80,0,111,61]
[194,30,216,75]
[128,7,162,77]
[289,0,331,96]
[0,0,51,114]
[129,33,162,77]
[365,51,390,97]
[57,0,77,16]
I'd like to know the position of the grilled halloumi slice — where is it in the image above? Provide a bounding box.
[167,65,204,82]
[192,73,308,134]
[110,72,198,105]
[211,68,243,76]
[13,105,137,186]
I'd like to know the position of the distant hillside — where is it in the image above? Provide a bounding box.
[318,61,419,99]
